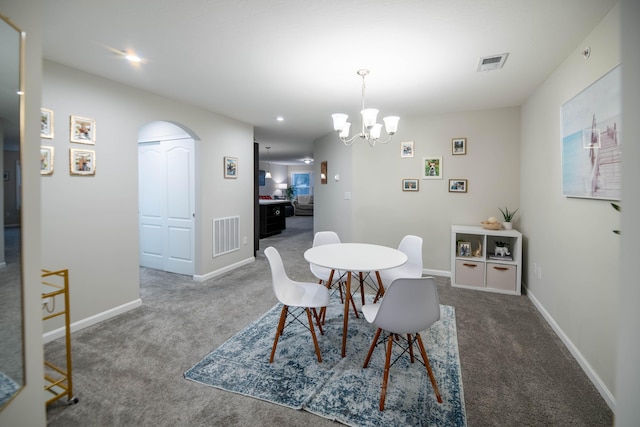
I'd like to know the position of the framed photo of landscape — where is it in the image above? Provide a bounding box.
[561,65,621,200]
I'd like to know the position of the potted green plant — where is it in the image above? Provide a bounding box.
[285,185,296,200]
[499,207,519,230]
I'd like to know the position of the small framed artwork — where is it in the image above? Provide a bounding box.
[41,108,54,139]
[449,179,468,193]
[402,179,419,192]
[321,161,327,184]
[422,156,442,179]
[452,138,466,155]
[224,156,238,178]
[40,146,55,175]
[457,241,471,257]
[3,171,8,181]
[70,115,96,144]
[69,148,96,175]
[400,141,414,158]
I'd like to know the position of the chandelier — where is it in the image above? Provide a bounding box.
[331,69,399,147]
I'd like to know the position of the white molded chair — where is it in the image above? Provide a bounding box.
[377,235,423,300]
[362,277,443,411]
[310,231,342,291]
[310,231,358,321]
[265,246,330,363]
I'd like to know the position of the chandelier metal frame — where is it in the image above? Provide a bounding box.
[331,69,399,147]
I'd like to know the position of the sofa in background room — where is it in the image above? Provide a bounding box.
[292,195,313,216]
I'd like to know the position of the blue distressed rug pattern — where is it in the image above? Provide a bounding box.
[184,295,467,426]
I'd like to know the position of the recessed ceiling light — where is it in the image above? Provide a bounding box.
[276,116,284,122]
[125,53,142,63]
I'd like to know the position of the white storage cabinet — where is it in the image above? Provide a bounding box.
[451,225,522,295]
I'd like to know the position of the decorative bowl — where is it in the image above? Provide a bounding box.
[481,221,502,230]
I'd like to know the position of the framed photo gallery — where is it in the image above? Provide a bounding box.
[40,109,97,176]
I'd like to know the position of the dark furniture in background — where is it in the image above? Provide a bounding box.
[259,201,287,238]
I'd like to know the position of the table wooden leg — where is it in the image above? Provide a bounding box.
[358,272,365,305]
[342,271,352,357]
[374,270,385,302]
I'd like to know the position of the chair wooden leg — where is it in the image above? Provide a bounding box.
[363,327,382,368]
[270,305,288,363]
[311,308,324,335]
[408,334,415,363]
[349,290,359,318]
[306,308,323,363]
[380,332,394,411]
[416,333,442,403]
[359,272,366,305]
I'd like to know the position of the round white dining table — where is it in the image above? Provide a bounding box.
[304,243,407,357]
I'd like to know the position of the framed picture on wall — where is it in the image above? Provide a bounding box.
[422,156,442,179]
[449,179,467,193]
[70,115,96,144]
[321,161,327,184]
[224,156,238,178]
[41,108,54,139]
[69,148,95,175]
[402,179,419,192]
[40,146,54,175]
[400,141,414,158]
[452,138,466,155]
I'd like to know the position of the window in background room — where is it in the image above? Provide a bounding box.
[291,172,313,197]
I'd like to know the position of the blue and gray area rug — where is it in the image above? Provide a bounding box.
[0,371,19,408]
[185,295,466,426]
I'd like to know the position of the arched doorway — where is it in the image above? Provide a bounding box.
[138,121,198,276]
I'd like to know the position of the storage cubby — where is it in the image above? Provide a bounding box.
[451,225,522,295]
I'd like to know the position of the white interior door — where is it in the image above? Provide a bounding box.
[138,139,195,275]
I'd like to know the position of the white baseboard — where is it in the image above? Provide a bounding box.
[424,268,451,278]
[526,287,616,411]
[43,298,142,344]
[193,256,255,282]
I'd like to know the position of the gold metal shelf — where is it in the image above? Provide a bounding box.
[42,269,78,406]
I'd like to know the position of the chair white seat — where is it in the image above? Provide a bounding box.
[309,231,356,320]
[265,246,330,363]
[362,276,443,410]
[377,235,423,300]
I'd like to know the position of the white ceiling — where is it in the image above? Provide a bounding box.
[41,0,615,164]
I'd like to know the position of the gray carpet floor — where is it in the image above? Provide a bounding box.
[45,216,613,426]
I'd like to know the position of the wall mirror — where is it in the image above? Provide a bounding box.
[0,12,24,410]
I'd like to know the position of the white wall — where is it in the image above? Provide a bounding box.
[40,60,254,331]
[520,4,620,407]
[315,107,520,274]
[0,0,46,425]
[617,1,640,424]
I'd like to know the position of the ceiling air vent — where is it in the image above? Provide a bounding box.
[477,53,509,72]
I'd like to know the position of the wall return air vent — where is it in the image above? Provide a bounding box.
[477,53,509,72]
